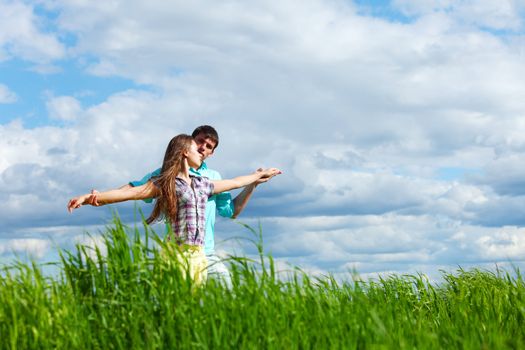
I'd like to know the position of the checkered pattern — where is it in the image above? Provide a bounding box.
[156,175,214,246]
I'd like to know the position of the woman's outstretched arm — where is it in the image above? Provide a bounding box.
[67,181,159,213]
[211,168,281,195]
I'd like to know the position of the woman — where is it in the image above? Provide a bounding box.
[67,134,281,284]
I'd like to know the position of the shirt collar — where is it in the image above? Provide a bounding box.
[176,174,198,181]
[190,161,208,176]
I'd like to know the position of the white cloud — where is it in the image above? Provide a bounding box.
[0,119,77,174]
[455,0,524,31]
[0,0,65,63]
[393,0,524,31]
[1,0,525,278]
[42,0,525,162]
[392,0,454,16]
[46,95,82,121]
[0,83,17,103]
[475,154,525,196]
[215,214,525,281]
[0,238,50,259]
[475,227,525,260]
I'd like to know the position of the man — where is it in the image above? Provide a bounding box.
[120,125,265,287]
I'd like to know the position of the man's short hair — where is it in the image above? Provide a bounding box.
[192,125,219,150]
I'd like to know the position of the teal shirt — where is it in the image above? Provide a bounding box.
[130,162,234,254]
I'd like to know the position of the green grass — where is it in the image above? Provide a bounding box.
[1,216,524,349]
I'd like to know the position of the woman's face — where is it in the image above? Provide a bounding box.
[186,140,203,168]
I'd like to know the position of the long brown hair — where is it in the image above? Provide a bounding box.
[146,134,193,224]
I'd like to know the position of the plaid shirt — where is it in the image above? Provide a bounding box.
[155,175,215,246]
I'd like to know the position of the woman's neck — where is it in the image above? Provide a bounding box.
[177,160,192,184]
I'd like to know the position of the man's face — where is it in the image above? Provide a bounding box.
[193,132,217,161]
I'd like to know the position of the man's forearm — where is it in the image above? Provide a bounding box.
[232,184,257,219]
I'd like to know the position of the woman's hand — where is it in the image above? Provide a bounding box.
[67,193,96,213]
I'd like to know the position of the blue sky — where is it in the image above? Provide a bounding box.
[0,58,140,127]
[1,0,525,281]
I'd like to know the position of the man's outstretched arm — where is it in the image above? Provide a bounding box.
[231,183,257,219]
[231,168,279,219]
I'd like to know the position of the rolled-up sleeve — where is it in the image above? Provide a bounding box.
[215,191,234,218]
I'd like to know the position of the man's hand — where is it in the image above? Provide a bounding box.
[254,168,266,185]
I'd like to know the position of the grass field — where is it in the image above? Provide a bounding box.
[1,217,524,349]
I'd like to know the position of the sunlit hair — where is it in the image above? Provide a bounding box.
[146,134,193,225]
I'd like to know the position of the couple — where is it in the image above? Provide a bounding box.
[67,125,281,286]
